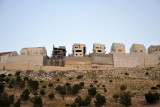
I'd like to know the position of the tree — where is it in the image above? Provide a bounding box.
[0,83,4,94]
[0,92,10,107]
[75,95,91,106]
[9,94,14,104]
[28,79,39,90]
[94,93,106,107]
[88,87,97,96]
[33,96,42,107]
[120,91,132,107]
[55,85,66,95]
[13,99,20,107]
[40,89,45,95]
[20,89,30,101]
[48,93,54,99]
[120,85,127,91]
[145,92,159,104]
[71,84,81,94]
[112,93,119,102]
[48,83,53,87]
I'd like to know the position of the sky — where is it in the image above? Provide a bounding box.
[0,0,160,56]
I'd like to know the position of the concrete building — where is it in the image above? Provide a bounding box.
[110,43,125,54]
[130,44,146,54]
[148,45,160,54]
[0,51,18,63]
[20,47,47,56]
[93,43,106,54]
[72,43,86,57]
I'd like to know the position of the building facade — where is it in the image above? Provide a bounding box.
[93,43,106,54]
[20,47,47,56]
[110,43,125,54]
[72,43,86,57]
[148,45,160,54]
[130,44,146,54]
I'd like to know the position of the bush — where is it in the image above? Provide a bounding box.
[42,85,46,88]
[33,96,42,107]
[145,72,149,76]
[75,95,91,106]
[5,77,10,83]
[94,93,106,107]
[145,92,159,104]
[65,103,70,106]
[13,99,20,107]
[24,77,29,81]
[120,85,127,91]
[156,84,160,88]
[69,77,73,80]
[104,88,107,92]
[19,81,25,89]
[79,82,84,87]
[112,94,119,102]
[28,79,39,90]
[40,89,45,95]
[94,80,98,83]
[15,71,21,76]
[57,79,60,81]
[88,87,97,96]
[0,92,10,107]
[0,83,4,94]
[125,73,129,75]
[109,80,113,82]
[9,94,14,104]
[20,89,30,101]
[71,84,81,94]
[102,85,105,88]
[90,84,93,87]
[48,83,53,87]
[8,82,13,89]
[70,102,77,107]
[8,74,12,77]
[33,91,38,96]
[76,75,83,79]
[48,93,54,99]
[55,85,66,95]
[151,87,158,90]
[120,91,132,107]
[65,82,70,86]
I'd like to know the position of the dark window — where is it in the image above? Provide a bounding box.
[76,50,82,52]
[76,54,78,56]
[98,50,101,52]
[140,50,143,53]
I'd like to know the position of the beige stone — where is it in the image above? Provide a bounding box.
[93,43,106,54]
[110,43,125,54]
[72,43,86,57]
[130,44,146,54]
[148,45,160,54]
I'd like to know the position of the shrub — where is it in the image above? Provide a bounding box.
[156,84,160,88]
[33,96,42,107]
[76,75,83,79]
[94,93,106,107]
[0,92,10,107]
[71,84,81,94]
[120,91,132,107]
[8,82,13,89]
[15,71,21,76]
[5,77,10,83]
[15,76,22,83]
[48,93,54,99]
[33,91,38,96]
[48,83,53,87]
[20,89,30,101]
[40,80,43,83]
[57,79,60,81]
[55,85,66,95]
[19,81,25,89]
[24,77,29,81]
[42,85,46,88]
[145,72,149,76]
[102,85,105,88]
[75,95,91,106]
[145,92,159,104]
[0,83,4,94]
[9,94,14,104]
[109,80,113,82]
[70,102,77,107]
[90,84,93,87]
[65,82,70,86]
[125,73,129,75]
[120,85,127,91]
[112,94,119,102]
[104,88,107,92]
[40,89,45,95]
[94,80,98,83]
[13,99,20,107]
[79,82,84,87]
[69,77,73,80]
[88,87,97,96]
[65,103,70,106]
[151,87,158,90]
[28,79,39,90]
[8,74,12,77]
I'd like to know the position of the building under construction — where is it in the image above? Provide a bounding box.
[50,45,66,66]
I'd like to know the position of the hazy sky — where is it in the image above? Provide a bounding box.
[0,0,160,56]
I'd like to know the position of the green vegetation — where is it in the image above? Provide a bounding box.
[48,93,54,99]
[33,96,42,107]
[20,89,30,101]
[88,87,97,96]
[120,91,132,107]
[94,93,106,107]
[120,84,127,91]
[145,92,159,104]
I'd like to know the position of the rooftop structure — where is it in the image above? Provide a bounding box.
[20,47,47,56]
[52,45,66,59]
[148,45,160,54]
[0,51,18,63]
[130,44,146,54]
[110,43,125,54]
[72,43,86,57]
[93,43,106,54]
